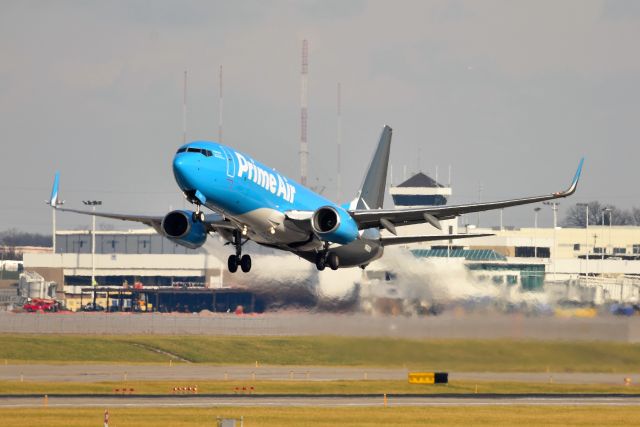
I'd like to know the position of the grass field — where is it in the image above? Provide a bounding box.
[0,379,638,395]
[2,334,640,372]
[1,406,639,427]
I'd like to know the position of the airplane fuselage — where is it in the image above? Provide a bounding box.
[172,141,384,268]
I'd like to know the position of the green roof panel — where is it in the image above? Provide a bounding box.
[411,248,507,261]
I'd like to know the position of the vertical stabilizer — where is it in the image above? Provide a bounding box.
[354,125,392,210]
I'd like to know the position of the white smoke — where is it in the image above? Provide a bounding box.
[203,237,551,312]
[315,267,361,304]
[204,236,314,292]
[203,236,362,307]
[375,246,551,309]
[376,246,498,303]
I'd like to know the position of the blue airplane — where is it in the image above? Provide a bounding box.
[51,126,583,273]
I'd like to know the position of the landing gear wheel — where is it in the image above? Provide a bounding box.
[240,254,252,273]
[227,255,238,273]
[192,210,205,222]
[327,252,340,270]
[315,253,326,271]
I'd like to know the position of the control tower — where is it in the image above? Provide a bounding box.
[390,172,452,208]
[389,172,457,239]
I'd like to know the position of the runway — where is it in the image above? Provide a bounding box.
[1,394,640,408]
[1,364,637,385]
[2,312,639,342]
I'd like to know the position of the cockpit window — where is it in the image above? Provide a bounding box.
[178,147,212,157]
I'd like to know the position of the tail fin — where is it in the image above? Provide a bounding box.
[352,125,392,210]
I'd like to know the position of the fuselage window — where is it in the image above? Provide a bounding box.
[204,150,212,157]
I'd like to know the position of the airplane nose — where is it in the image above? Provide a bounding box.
[173,156,186,177]
[172,155,193,189]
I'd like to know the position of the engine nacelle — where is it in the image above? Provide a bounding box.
[311,206,359,245]
[161,210,207,249]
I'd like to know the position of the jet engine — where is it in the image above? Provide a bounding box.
[161,210,208,249]
[311,206,358,245]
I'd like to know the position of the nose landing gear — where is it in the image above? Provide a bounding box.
[192,204,205,223]
[184,190,206,223]
[227,230,252,273]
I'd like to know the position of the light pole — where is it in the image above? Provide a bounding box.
[602,207,612,260]
[52,208,56,252]
[533,207,541,258]
[577,203,589,283]
[46,173,64,252]
[602,208,611,261]
[83,200,102,309]
[543,202,559,280]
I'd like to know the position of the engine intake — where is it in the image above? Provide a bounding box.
[162,211,190,238]
[161,210,207,249]
[311,206,358,245]
[312,206,340,234]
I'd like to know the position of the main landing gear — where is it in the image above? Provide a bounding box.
[227,230,251,273]
[315,250,339,271]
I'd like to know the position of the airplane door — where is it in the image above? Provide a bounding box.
[221,147,235,180]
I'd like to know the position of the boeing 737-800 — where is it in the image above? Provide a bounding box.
[50,125,583,273]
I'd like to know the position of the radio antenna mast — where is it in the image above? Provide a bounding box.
[300,39,309,186]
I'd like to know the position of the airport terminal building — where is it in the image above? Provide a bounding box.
[22,229,264,312]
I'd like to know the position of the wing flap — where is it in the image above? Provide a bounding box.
[380,233,494,246]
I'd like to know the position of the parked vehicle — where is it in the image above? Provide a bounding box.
[23,298,57,312]
[81,302,106,312]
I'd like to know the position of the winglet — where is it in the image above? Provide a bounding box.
[554,158,584,197]
[48,171,61,207]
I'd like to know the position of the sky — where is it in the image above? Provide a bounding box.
[1,0,639,234]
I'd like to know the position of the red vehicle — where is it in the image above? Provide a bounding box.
[23,298,58,313]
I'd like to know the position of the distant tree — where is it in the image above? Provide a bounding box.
[0,229,52,247]
[612,208,635,226]
[563,202,638,227]
[563,201,602,227]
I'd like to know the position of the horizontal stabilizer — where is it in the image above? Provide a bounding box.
[380,233,493,246]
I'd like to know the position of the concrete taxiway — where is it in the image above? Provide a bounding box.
[1,394,640,408]
[1,364,637,385]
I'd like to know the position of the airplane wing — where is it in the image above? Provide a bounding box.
[351,158,584,232]
[379,233,494,246]
[56,207,236,234]
[57,207,163,228]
